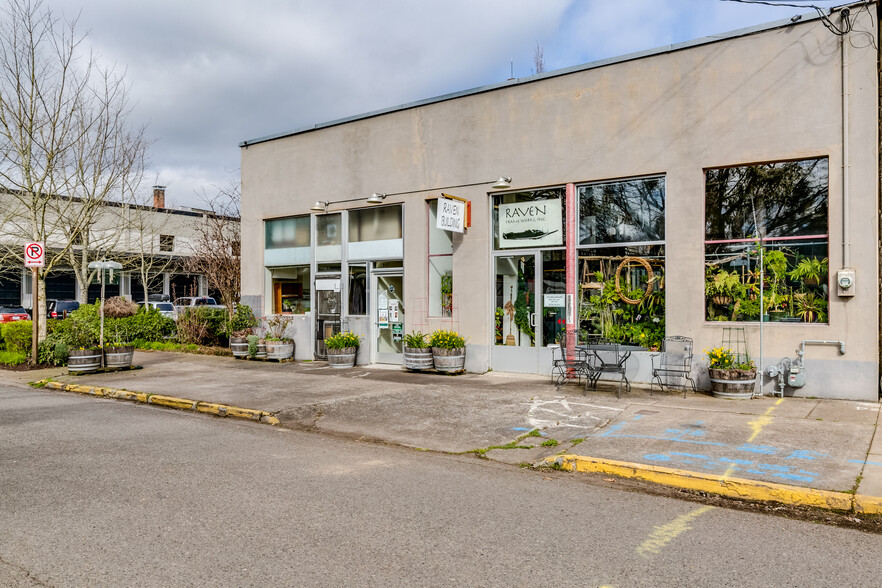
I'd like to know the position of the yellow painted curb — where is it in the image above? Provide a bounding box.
[854,495,882,515]
[547,454,855,511]
[148,394,198,411]
[37,381,278,427]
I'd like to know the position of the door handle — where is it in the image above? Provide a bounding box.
[530,312,536,327]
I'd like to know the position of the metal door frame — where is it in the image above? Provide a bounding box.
[370,269,404,364]
[490,250,543,373]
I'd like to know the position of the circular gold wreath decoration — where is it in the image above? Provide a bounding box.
[614,256,654,305]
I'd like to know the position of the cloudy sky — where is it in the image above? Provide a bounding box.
[41,0,846,208]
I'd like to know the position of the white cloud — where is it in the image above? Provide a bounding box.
[41,0,846,207]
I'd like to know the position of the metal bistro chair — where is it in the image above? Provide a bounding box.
[588,338,631,398]
[552,339,592,390]
[650,335,697,398]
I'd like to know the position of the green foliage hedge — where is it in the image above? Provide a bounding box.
[1,320,32,353]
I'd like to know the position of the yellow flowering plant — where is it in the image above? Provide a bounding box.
[325,331,361,349]
[706,346,755,370]
[705,346,735,369]
[429,329,466,350]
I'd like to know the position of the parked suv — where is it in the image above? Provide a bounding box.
[47,299,80,319]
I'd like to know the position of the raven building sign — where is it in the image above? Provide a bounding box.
[498,199,562,248]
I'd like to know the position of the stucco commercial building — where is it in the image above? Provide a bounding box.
[240,3,879,400]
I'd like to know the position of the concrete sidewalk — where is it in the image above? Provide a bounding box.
[7,350,881,513]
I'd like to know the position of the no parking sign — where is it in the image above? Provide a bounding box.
[24,242,44,268]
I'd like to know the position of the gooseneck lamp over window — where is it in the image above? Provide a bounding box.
[310,176,512,213]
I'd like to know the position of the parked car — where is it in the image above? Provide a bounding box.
[46,299,80,319]
[138,300,176,319]
[173,296,225,318]
[0,306,31,323]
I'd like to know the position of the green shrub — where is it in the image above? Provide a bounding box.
[225,304,258,337]
[1,320,32,353]
[176,307,228,346]
[52,303,175,348]
[38,335,69,366]
[0,350,27,365]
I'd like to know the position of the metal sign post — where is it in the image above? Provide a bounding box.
[24,242,45,365]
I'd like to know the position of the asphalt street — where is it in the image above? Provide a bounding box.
[3,384,882,587]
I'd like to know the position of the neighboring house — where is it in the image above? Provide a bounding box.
[0,187,233,307]
[239,3,879,400]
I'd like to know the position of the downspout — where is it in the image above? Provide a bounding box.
[841,9,851,269]
[565,183,577,356]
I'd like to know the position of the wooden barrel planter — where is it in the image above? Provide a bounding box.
[104,345,135,369]
[327,347,357,369]
[265,339,294,360]
[230,337,249,358]
[709,368,757,399]
[432,347,466,373]
[68,348,101,373]
[254,342,267,359]
[404,347,434,370]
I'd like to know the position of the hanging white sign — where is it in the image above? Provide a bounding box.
[436,197,465,234]
[498,199,563,248]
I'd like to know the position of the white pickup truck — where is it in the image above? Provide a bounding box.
[173,296,226,319]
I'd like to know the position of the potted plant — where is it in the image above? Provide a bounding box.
[264,314,294,360]
[706,346,756,399]
[429,329,466,373]
[246,334,265,359]
[793,292,827,323]
[324,331,360,368]
[230,328,252,358]
[788,257,828,286]
[403,331,433,370]
[705,268,743,307]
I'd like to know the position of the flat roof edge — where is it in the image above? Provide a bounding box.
[239,2,865,148]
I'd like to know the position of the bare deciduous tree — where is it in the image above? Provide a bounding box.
[0,0,147,338]
[183,181,241,319]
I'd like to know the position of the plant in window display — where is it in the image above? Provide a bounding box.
[788,257,828,287]
[440,273,453,317]
[514,266,535,345]
[793,292,827,323]
[705,268,744,308]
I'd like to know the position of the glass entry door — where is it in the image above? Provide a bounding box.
[495,255,536,348]
[372,272,404,363]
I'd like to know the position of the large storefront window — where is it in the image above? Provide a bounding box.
[704,158,828,323]
[493,188,565,250]
[578,177,666,348]
[271,266,311,314]
[428,200,453,316]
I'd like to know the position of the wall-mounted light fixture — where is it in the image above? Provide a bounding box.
[311,176,512,213]
[370,175,513,201]
[310,196,374,213]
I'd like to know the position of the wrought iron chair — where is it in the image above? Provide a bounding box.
[552,339,592,390]
[588,338,631,398]
[650,335,696,398]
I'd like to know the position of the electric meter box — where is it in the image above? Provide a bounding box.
[837,268,856,297]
